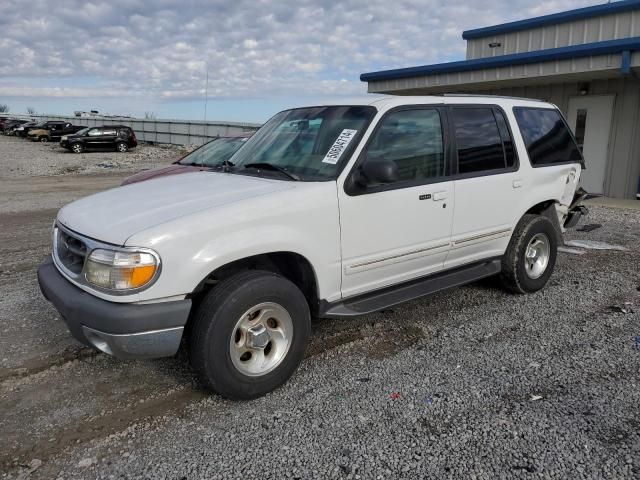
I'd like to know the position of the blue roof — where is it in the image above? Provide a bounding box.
[360,37,640,83]
[462,0,640,40]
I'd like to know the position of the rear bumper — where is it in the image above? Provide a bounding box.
[37,256,192,359]
[564,205,588,229]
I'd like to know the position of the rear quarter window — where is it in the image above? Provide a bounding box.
[513,107,583,167]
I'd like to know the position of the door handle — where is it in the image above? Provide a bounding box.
[512,179,524,189]
[432,191,447,201]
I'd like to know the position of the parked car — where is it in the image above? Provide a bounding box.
[38,96,588,399]
[121,134,251,185]
[60,126,137,153]
[16,120,64,138]
[12,121,39,137]
[28,122,85,142]
[2,119,29,134]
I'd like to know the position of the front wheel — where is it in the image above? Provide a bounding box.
[116,142,129,152]
[189,270,311,399]
[71,143,84,154]
[500,214,558,294]
[39,136,49,143]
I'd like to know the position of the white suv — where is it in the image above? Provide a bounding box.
[38,96,588,399]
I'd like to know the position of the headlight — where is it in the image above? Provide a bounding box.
[61,136,67,141]
[84,249,159,291]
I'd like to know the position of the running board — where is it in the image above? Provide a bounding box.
[320,258,502,318]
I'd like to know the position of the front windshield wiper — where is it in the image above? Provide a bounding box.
[242,162,301,181]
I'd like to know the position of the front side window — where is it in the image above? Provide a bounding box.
[513,108,583,166]
[87,128,101,136]
[229,106,376,181]
[362,108,445,184]
[452,107,509,174]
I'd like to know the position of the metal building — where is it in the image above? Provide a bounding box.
[361,0,640,199]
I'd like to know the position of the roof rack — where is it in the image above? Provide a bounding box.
[441,93,545,102]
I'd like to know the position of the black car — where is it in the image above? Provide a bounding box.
[2,119,29,134]
[12,121,40,137]
[60,125,138,153]
[15,120,64,137]
[28,122,85,142]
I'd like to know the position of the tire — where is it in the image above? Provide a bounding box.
[71,143,84,154]
[500,214,558,294]
[116,142,129,152]
[39,136,49,143]
[189,270,311,400]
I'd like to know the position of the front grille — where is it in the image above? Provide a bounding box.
[55,228,88,275]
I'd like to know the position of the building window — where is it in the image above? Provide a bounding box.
[574,109,587,152]
[513,108,583,166]
[364,109,445,183]
[451,107,508,174]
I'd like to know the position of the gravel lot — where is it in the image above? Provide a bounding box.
[1,134,639,479]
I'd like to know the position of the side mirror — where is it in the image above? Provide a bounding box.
[358,157,398,186]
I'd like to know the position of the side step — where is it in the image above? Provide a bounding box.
[320,258,502,318]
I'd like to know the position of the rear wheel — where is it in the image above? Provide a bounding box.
[39,136,49,143]
[189,270,311,399]
[500,214,557,294]
[116,142,129,152]
[71,143,84,154]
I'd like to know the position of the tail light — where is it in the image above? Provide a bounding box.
[131,130,137,140]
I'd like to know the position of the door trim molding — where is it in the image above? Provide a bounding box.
[451,228,512,248]
[345,242,450,275]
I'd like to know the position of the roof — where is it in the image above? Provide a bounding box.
[360,37,640,83]
[462,0,640,40]
[296,95,552,112]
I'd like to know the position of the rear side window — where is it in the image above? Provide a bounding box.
[513,108,583,166]
[451,107,514,174]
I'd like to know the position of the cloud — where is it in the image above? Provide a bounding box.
[0,0,599,103]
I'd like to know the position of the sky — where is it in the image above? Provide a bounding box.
[0,0,602,123]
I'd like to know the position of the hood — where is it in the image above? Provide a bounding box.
[121,164,200,185]
[57,171,295,245]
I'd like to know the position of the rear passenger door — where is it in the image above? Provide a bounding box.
[99,128,118,149]
[445,106,521,269]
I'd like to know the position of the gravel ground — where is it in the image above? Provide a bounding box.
[1,134,184,178]
[0,135,639,479]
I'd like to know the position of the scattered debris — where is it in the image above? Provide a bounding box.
[356,377,371,383]
[424,397,434,405]
[529,362,541,368]
[390,392,401,400]
[96,161,117,169]
[564,240,628,251]
[577,223,602,232]
[77,457,96,468]
[16,459,42,480]
[609,303,634,314]
[530,395,544,401]
[558,246,587,255]
[635,336,640,351]
[512,464,538,473]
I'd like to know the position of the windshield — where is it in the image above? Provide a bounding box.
[178,137,248,167]
[228,106,376,181]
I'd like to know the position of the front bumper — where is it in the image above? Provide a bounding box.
[37,256,192,359]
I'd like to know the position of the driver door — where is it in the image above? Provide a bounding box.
[338,107,454,298]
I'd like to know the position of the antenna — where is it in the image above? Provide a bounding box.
[203,64,209,123]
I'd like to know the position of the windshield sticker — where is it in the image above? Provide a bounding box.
[322,129,358,165]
